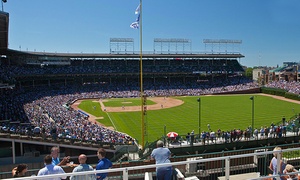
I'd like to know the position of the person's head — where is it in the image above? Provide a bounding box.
[285,164,295,173]
[51,146,60,159]
[44,155,53,165]
[273,146,282,158]
[97,148,106,159]
[16,164,28,176]
[78,154,87,164]
[156,140,164,148]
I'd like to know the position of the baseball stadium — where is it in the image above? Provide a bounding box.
[1,3,300,180]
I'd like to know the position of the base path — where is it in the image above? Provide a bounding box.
[99,97,184,112]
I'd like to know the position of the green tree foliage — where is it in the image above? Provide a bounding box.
[245,67,253,79]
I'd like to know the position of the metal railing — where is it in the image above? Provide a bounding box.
[3,147,300,180]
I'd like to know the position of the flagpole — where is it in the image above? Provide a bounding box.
[139,0,145,149]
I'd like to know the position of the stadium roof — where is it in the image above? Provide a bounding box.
[5,49,245,59]
[269,66,286,73]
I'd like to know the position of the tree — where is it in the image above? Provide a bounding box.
[245,67,253,79]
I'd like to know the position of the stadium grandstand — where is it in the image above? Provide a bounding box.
[1,6,300,180]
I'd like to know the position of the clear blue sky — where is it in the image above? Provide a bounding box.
[4,0,300,67]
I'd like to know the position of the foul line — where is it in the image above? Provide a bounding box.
[105,112,117,131]
[98,99,117,130]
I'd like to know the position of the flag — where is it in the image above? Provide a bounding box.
[130,21,139,29]
[130,3,140,29]
[130,13,140,29]
[135,4,140,14]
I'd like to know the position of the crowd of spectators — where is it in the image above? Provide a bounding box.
[0,59,245,89]
[0,59,243,81]
[1,60,299,146]
[0,87,134,145]
[0,75,259,145]
[182,117,299,146]
[1,77,299,146]
[265,80,300,95]
[0,65,16,84]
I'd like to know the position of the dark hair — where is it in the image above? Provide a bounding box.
[44,155,53,164]
[14,164,28,177]
[97,148,106,157]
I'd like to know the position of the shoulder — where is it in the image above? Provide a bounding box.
[54,165,65,172]
[270,157,277,164]
[163,147,171,152]
[40,166,47,171]
[96,160,104,169]
[97,160,104,165]
[151,148,158,155]
[38,167,46,175]
[72,166,80,172]
[103,158,111,162]
[105,158,112,165]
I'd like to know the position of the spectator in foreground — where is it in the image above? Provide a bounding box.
[37,155,67,180]
[283,164,298,180]
[151,140,173,180]
[51,146,70,166]
[70,154,95,180]
[12,164,28,178]
[96,148,112,180]
[269,146,286,180]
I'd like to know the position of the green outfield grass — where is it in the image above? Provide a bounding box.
[77,100,114,127]
[77,95,300,144]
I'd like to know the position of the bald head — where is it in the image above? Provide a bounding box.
[78,154,87,164]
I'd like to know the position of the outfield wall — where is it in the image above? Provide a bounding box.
[212,87,261,95]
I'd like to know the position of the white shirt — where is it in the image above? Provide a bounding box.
[70,164,96,180]
[37,164,67,180]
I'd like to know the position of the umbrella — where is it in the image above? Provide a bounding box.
[167,132,178,138]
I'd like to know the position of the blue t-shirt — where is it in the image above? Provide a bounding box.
[96,158,112,180]
[151,147,171,170]
[52,157,60,166]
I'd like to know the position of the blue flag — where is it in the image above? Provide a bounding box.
[130,3,140,29]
